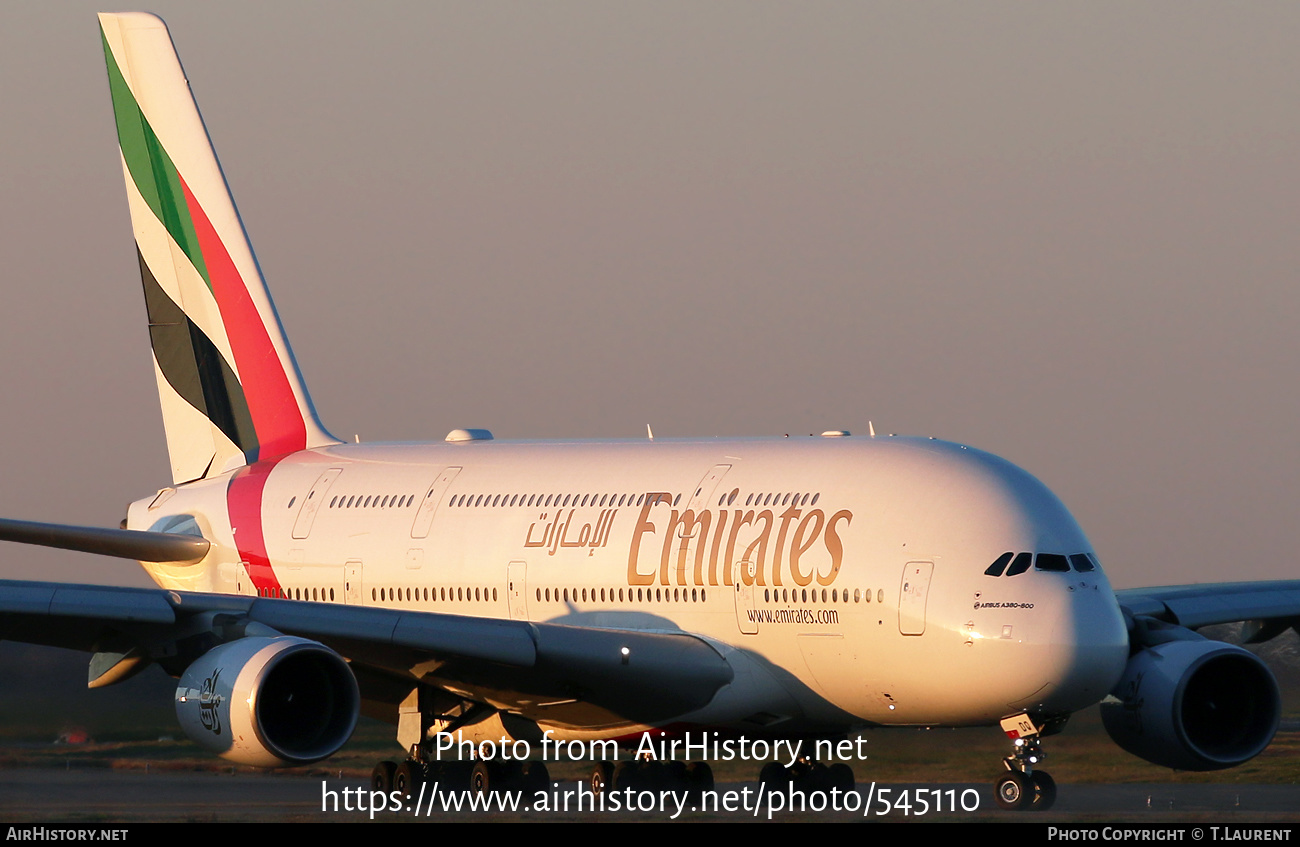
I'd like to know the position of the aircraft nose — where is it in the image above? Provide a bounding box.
[1033,578,1129,713]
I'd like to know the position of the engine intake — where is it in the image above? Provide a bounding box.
[175,636,359,768]
[1100,638,1279,771]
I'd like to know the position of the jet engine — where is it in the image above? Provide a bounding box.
[175,636,359,768]
[1100,638,1279,771]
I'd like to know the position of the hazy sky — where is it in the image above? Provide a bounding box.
[2,2,1299,589]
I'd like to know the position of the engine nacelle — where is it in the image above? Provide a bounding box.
[1100,639,1279,771]
[175,636,360,768]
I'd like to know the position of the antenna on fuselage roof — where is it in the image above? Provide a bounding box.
[869,421,876,438]
[647,424,654,441]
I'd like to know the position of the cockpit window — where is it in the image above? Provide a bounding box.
[1005,552,1033,576]
[1035,553,1069,572]
[1070,553,1096,572]
[984,552,1014,576]
[988,550,1100,576]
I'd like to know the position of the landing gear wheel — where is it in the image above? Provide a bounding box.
[805,761,830,791]
[613,760,639,791]
[1030,771,1057,811]
[371,760,397,793]
[394,760,425,796]
[686,761,714,796]
[494,761,523,791]
[827,763,855,792]
[590,761,615,796]
[759,762,789,790]
[470,761,494,795]
[994,771,1032,811]
[521,761,549,794]
[667,760,688,788]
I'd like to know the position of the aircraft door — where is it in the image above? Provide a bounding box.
[345,561,363,605]
[898,561,933,635]
[411,467,461,538]
[671,465,731,584]
[218,561,240,595]
[732,559,758,635]
[292,467,343,539]
[508,561,528,620]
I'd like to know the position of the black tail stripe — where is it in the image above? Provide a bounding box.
[137,247,258,455]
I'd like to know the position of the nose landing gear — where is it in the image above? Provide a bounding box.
[994,714,1057,811]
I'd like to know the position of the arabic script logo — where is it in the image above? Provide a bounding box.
[199,668,224,735]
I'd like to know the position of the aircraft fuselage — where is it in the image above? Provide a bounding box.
[129,434,1130,737]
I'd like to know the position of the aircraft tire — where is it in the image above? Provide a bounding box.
[686,761,714,796]
[994,771,1032,811]
[470,761,494,795]
[394,760,425,795]
[1030,771,1057,811]
[613,760,640,791]
[371,760,397,793]
[522,761,550,794]
[759,761,789,791]
[591,761,615,796]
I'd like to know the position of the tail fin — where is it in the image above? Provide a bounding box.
[99,13,338,483]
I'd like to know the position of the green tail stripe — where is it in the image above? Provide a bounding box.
[101,28,210,291]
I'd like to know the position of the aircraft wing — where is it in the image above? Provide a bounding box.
[1115,580,1300,640]
[0,579,733,726]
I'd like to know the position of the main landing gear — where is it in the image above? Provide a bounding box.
[369,692,554,798]
[588,758,715,799]
[372,756,551,796]
[993,713,1058,812]
[758,757,855,794]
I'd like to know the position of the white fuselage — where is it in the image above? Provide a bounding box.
[128,435,1130,737]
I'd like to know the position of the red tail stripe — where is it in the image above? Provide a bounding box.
[180,176,306,460]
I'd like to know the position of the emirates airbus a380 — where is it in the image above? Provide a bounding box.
[0,12,1295,813]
